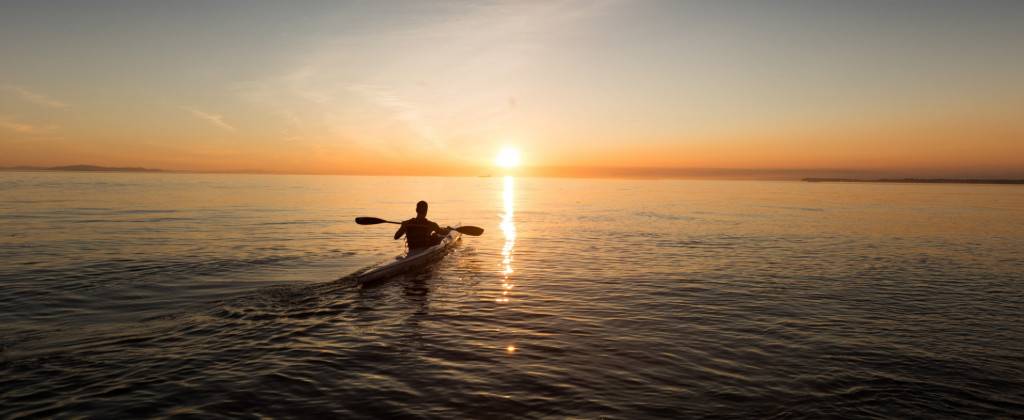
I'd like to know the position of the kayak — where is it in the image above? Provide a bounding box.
[357,226,462,284]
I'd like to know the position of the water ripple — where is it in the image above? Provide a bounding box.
[2,173,1023,417]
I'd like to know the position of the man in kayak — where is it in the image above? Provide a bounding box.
[394,201,451,250]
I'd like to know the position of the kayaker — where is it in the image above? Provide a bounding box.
[394,201,451,249]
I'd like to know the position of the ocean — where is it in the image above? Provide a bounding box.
[1,172,1022,418]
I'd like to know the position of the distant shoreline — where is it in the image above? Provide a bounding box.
[0,165,164,173]
[803,178,1024,185]
[2,166,1022,183]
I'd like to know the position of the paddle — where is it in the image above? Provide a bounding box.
[355,217,484,236]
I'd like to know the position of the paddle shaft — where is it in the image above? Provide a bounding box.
[355,216,484,236]
[380,220,441,229]
[356,217,443,228]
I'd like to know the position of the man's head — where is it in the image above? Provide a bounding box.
[416,200,428,217]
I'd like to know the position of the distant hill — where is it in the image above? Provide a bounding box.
[803,178,1024,185]
[0,165,164,173]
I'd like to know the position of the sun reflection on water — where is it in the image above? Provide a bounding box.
[497,176,516,304]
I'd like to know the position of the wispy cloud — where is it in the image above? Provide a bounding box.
[2,85,69,109]
[226,0,618,154]
[182,107,236,131]
[0,115,55,134]
[347,84,440,148]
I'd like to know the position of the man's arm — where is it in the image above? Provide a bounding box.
[394,223,407,240]
[431,221,449,235]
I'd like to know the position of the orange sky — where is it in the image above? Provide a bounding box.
[2,2,1023,178]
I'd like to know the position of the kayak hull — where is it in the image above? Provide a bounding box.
[357,227,461,284]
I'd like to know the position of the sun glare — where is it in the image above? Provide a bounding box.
[496,147,521,168]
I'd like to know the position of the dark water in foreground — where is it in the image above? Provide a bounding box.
[2,172,1023,418]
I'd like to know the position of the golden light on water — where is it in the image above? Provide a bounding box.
[498,176,518,355]
[497,175,516,304]
[495,147,521,168]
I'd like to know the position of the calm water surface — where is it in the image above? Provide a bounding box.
[1,172,1023,418]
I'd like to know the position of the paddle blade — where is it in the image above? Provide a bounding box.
[355,217,388,225]
[455,226,484,236]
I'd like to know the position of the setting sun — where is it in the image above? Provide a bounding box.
[495,147,521,168]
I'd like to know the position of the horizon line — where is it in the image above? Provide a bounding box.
[2,164,1023,181]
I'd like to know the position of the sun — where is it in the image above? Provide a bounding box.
[495,147,521,168]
